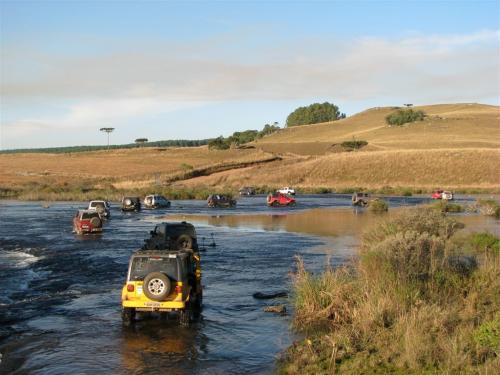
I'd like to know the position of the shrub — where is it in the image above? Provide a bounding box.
[368,199,388,213]
[340,140,368,150]
[468,232,500,254]
[282,208,499,374]
[473,317,500,355]
[477,199,500,218]
[432,200,464,213]
[386,109,425,126]
[208,136,230,150]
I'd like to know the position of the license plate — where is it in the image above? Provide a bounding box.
[144,302,160,307]
[137,286,143,294]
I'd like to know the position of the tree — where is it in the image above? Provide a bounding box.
[135,138,148,146]
[208,136,230,150]
[286,102,344,127]
[99,127,115,149]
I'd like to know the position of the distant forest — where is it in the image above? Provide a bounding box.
[0,139,211,154]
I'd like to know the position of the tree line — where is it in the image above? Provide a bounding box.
[1,139,211,154]
[208,123,280,150]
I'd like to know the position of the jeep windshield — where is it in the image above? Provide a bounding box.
[129,256,179,281]
[81,212,99,220]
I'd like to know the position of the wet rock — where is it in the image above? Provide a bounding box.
[264,305,286,315]
[253,291,288,299]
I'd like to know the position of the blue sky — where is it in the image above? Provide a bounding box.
[1,0,499,149]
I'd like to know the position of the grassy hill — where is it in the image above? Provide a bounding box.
[255,103,499,154]
[1,103,499,200]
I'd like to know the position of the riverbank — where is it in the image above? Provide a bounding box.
[278,208,499,374]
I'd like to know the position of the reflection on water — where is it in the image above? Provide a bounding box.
[164,207,387,238]
[120,318,205,374]
[165,208,499,238]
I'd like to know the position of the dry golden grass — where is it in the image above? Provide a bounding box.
[256,103,500,154]
[0,146,273,188]
[1,103,498,198]
[175,148,500,191]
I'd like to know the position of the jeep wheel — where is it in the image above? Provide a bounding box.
[192,291,203,317]
[143,272,171,301]
[179,305,192,327]
[122,307,136,326]
[176,234,193,250]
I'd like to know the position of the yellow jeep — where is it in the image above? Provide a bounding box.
[121,249,202,326]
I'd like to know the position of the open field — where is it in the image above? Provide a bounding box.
[1,103,499,199]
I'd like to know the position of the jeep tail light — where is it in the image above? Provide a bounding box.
[175,285,182,294]
[127,284,135,292]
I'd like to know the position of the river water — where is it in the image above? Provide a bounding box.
[0,194,494,374]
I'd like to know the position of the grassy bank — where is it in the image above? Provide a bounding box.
[2,182,499,202]
[279,208,499,374]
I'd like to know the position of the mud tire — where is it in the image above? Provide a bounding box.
[143,272,171,301]
[179,305,192,327]
[122,307,136,326]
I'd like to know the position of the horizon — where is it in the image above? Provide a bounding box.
[1,0,499,149]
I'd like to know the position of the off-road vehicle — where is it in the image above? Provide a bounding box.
[277,187,295,195]
[239,186,256,196]
[207,194,237,208]
[121,249,202,326]
[142,222,199,252]
[143,194,171,209]
[87,200,111,219]
[121,196,141,212]
[267,192,296,206]
[73,209,103,234]
[352,192,370,206]
[432,190,454,200]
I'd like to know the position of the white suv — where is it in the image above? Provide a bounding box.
[144,194,171,209]
[277,187,296,195]
[87,200,111,219]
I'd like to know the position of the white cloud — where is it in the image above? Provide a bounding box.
[1,29,499,146]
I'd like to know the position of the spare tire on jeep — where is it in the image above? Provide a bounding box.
[143,272,171,301]
[176,234,193,250]
[90,217,102,228]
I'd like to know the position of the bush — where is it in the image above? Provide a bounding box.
[473,317,500,355]
[286,102,345,127]
[477,199,500,218]
[432,200,464,213]
[468,232,500,254]
[340,140,368,150]
[281,208,499,374]
[368,199,388,213]
[386,109,425,126]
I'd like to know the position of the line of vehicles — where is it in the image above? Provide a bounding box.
[73,186,454,327]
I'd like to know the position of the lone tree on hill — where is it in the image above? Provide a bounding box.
[99,127,115,149]
[286,102,346,127]
[135,138,148,146]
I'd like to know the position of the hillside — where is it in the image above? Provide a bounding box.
[1,103,499,199]
[255,103,500,155]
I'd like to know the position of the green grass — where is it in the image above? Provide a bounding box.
[431,200,464,213]
[368,198,388,212]
[279,208,500,374]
